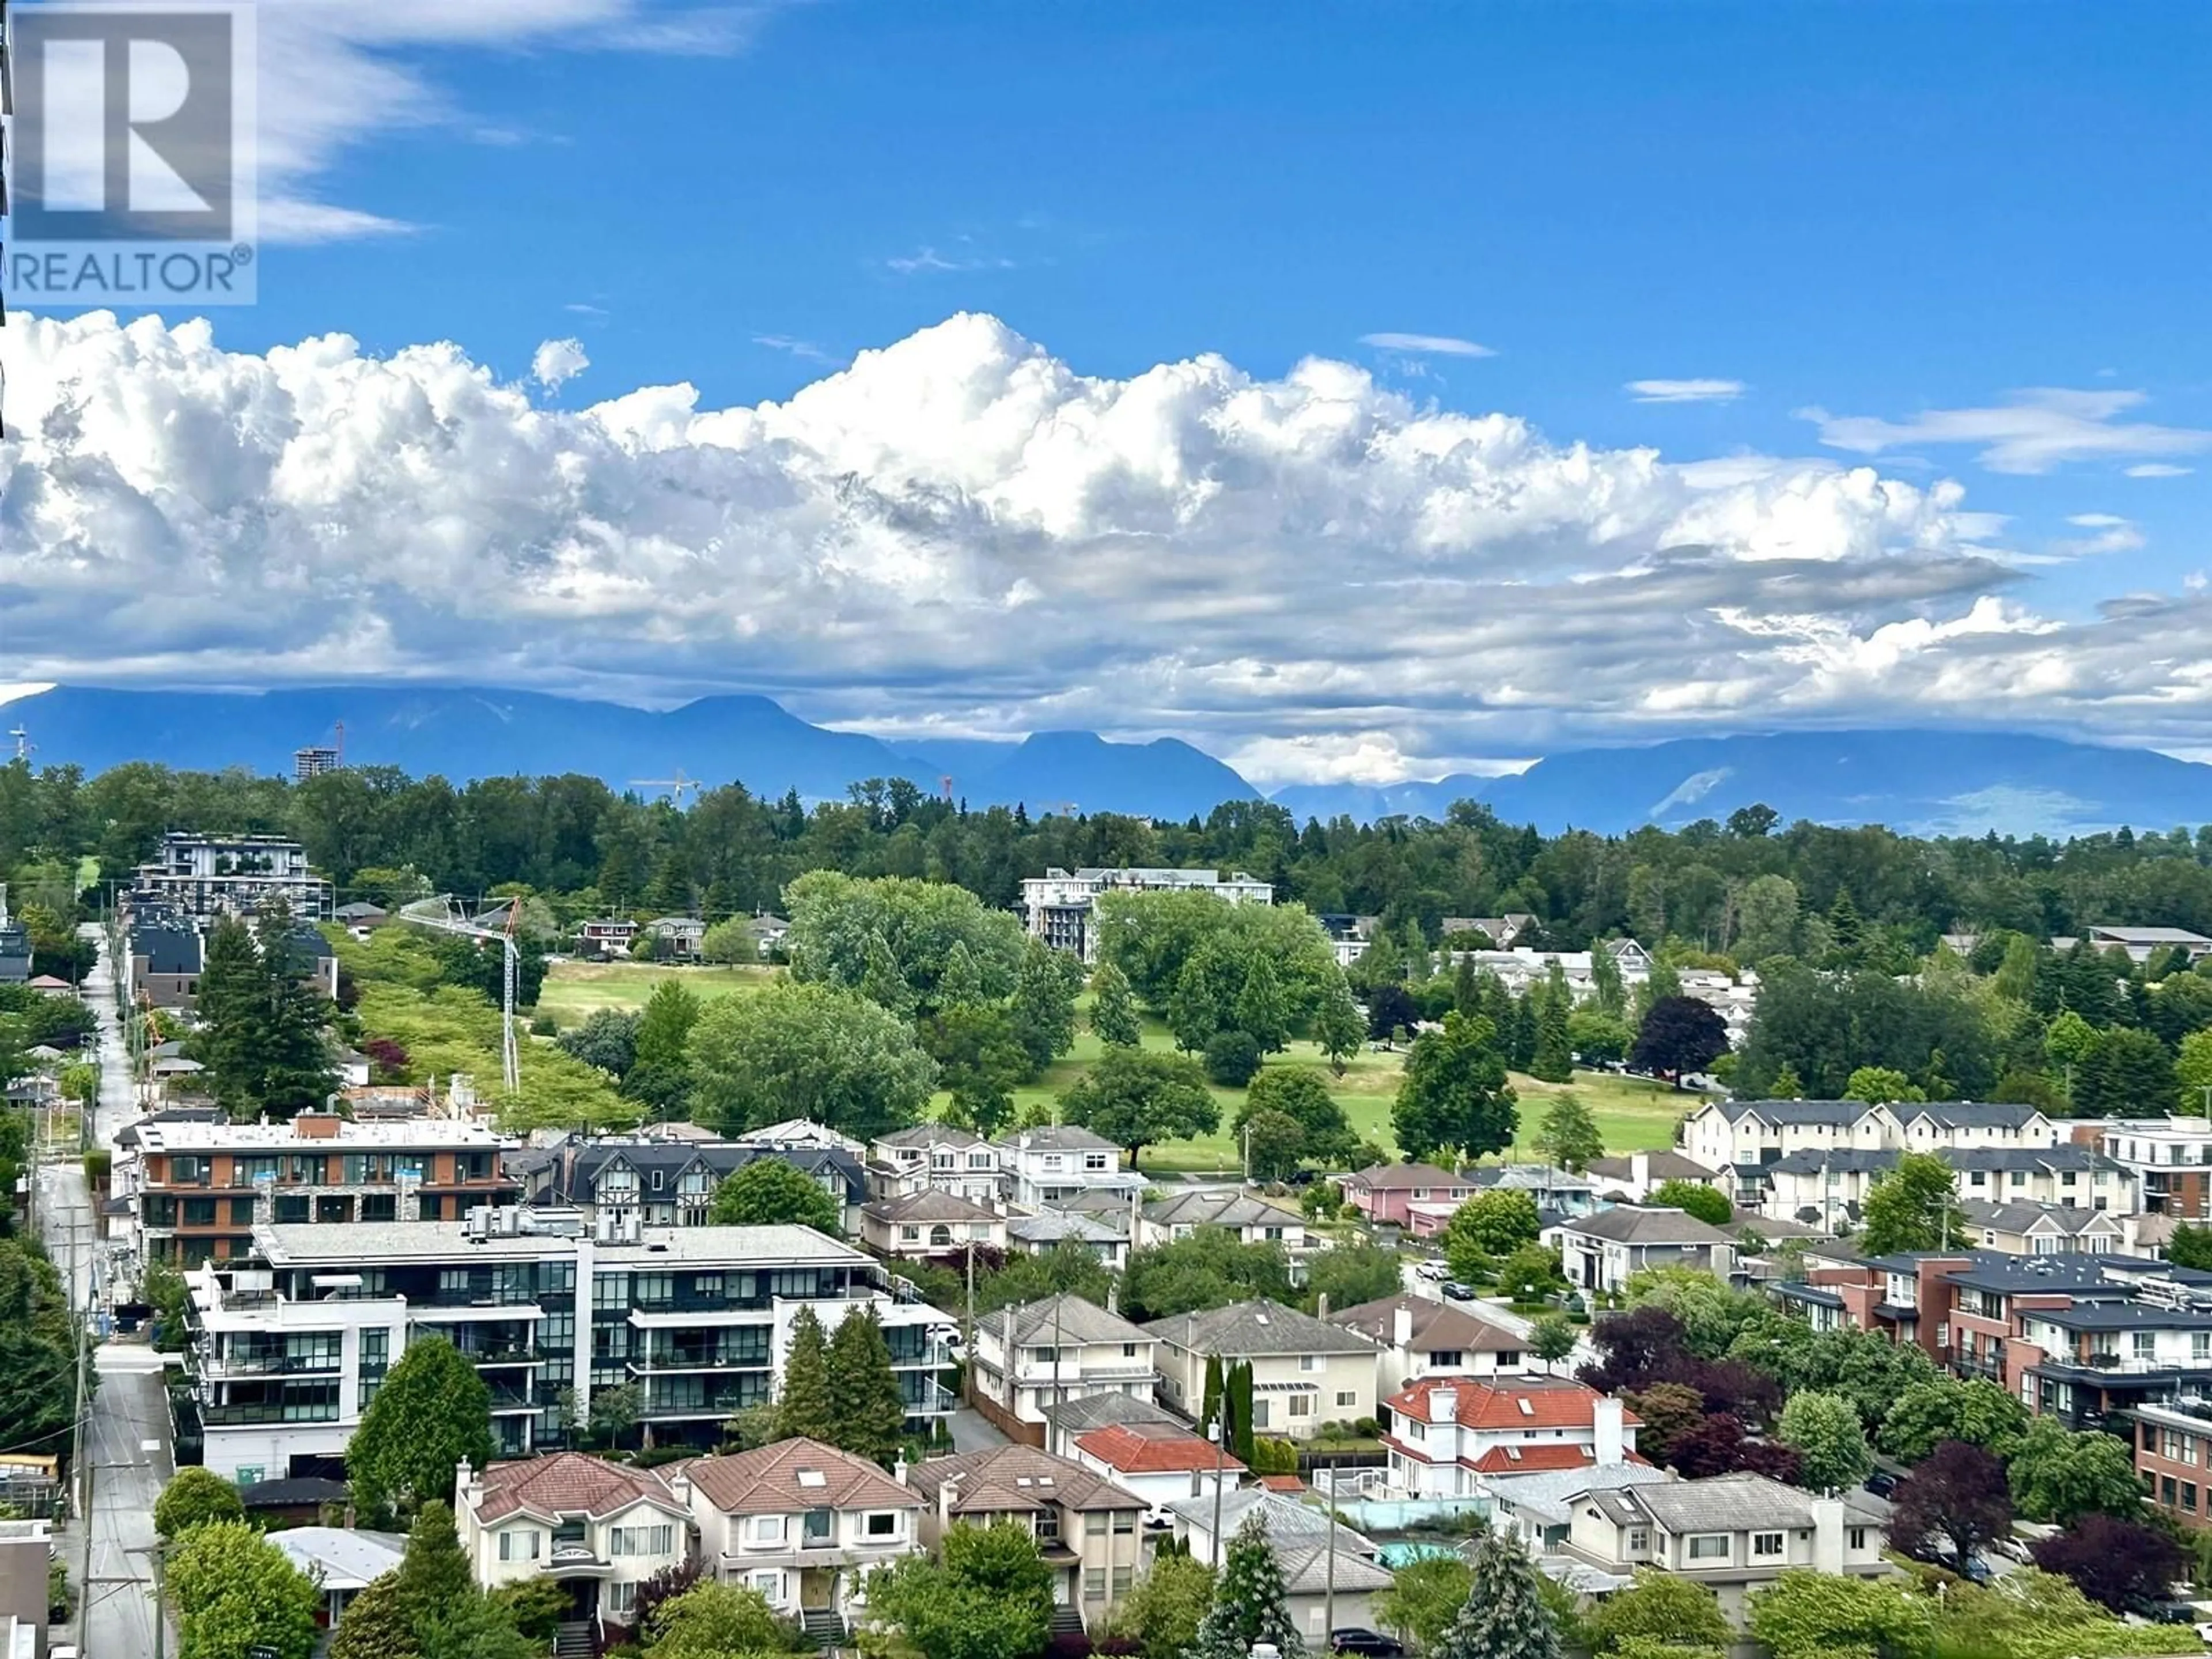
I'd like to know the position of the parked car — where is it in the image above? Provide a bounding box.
[1331,1630,1407,1657]
[1863,1471,1899,1498]
[1442,1281,1477,1301]
[1990,1536,2032,1564]
[1414,1261,1449,1281]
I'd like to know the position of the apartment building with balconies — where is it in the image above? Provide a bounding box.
[183,1210,959,1481]
[131,832,335,921]
[1686,1099,2059,1203]
[670,1437,925,1638]
[1020,867,1274,964]
[2099,1117,2212,1223]
[130,1112,514,1266]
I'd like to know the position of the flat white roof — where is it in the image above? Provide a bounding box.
[143,1118,503,1152]
[255,1221,869,1268]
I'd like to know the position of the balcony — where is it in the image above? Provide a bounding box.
[205,1351,343,1378]
[487,1382,536,1412]
[200,1400,340,1426]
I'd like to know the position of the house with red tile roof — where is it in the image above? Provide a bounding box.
[1068,1421,1244,1520]
[1381,1377,1641,1500]
[454,1453,689,1638]
[666,1437,923,1637]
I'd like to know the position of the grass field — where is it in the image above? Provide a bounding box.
[536,960,778,1023]
[993,1016,1695,1176]
[538,961,1697,1174]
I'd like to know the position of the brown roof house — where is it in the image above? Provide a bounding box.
[668,1437,925,1638]
[453,1453,689,1638]
[903,1446,1147,1630]
[1332,1292,1537,1394]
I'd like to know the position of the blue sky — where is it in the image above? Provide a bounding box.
[9,1,2212,783]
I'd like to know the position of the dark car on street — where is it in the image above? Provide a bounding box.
[1332,1631,1407,1657]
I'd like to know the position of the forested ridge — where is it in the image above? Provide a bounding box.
[10,760,2212,946]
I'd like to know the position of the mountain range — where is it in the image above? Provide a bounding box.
[3,684,2207,838]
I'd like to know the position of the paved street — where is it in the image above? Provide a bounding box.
[40,923,172,1659]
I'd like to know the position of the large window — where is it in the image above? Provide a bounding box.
[1752,1532,1784,1559]
[499,1529,541,1562]
[1685,1535,1730,1562]
[612,1525,673,1557]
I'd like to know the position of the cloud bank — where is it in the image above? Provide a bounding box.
[0,309,2202,785]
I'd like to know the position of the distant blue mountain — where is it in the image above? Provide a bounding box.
[1,686,1260,820]
[8,687,2205,837]
[1273,730,2212,838]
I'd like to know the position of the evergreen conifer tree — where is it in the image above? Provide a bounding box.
[1770,1062,1805,1098]
[826,1305,909,1467]
[1189,1513,1302,1659]
[1091,962,1143,1048]
[394,1499,474,1634]
[1313,976,1365,1075]
[775,1305,838,1442]
[1432,1529,1559,1659]
[1234,955,1291,1053]
[1452,953,1479,1017]
[1009,939,1082,1073]
[1590,941,1627,1018]
[1531,986,1574,1084]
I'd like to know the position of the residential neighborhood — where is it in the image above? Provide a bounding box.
[16,813,2212,1659]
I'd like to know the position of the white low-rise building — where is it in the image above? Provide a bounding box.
[996,1127,1146,1209]
[183,1210,959,1481]
[1558,1206,1737,1296]
[1021,867,1274,963]
[1331,1293,1535,1396]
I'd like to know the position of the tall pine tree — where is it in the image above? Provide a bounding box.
[1090,962,1143,1048]
[774,1305,838,1443]
[1433,1529,1559,1659]
[826,1306,909,1468]
[1190,1512,1302,1659]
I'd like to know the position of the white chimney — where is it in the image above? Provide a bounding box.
[1393,1302,1414,1350]
[1593,1396,1624,1468]
[1431,1388,1458,1425]
[1630,1152,1649,1192]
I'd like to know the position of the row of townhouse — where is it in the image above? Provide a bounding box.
[1750,1143,2139,1231]
[123,900,340,1014]
[1681,1098,2062,1187]
[515,1131,869,1234]
[182,1210,961,1480]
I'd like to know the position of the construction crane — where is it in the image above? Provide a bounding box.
[400,896,521,1092]
[6,725,30,764]
[630,768,702,805]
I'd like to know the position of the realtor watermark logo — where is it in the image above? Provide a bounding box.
[7,3,259,305]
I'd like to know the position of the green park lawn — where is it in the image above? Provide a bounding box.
[537,961,1696,1176]
[983,1015,1695,1178]
[536,959,778,1023]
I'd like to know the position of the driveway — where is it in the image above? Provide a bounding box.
[946,1407,1011,1453]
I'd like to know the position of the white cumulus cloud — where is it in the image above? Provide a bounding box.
[531,338,590,392]
[1,309,2203,781]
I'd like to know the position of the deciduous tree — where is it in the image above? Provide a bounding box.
[1531,1092,1604,1172]
[1630,997,1728,1089]
[2008,1416,2145,1524]
[1858,1151,1967,1256]
[154,1467,246,1537]
[710,1157,842,1232]
[1393,1012,1518,1162]
[866,1519,1056,1659]
[1876,1378,2028,1465]
[347,1336,494,1524]
[165,1520,323,1659]
[1089,961,1143,1048]
[1584,1569,1731,1654]
[2031,1514,2187,1616]
[1889,1441,2013,1569]
[1058,1047,1218,1168]
[1649,1179,1730,1226]
[690,980,938,1141]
